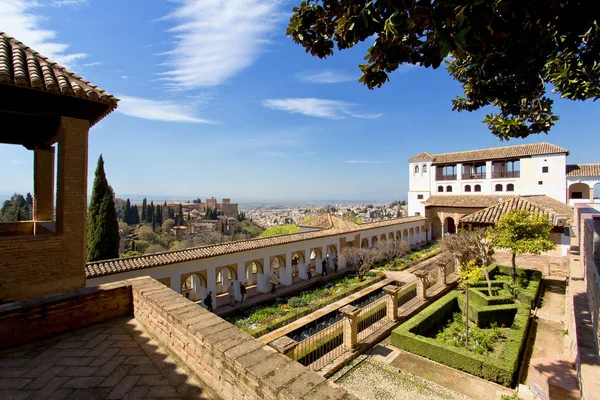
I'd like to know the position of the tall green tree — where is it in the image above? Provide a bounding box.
[0,193,31,222]
[492,210,556,282]
[177,203,184,226]
[124,199,131,224]
[141,198,147,223]
[86,155,120,262]
[146,201,154,223]
[131,205,140,224]
[287,1,600,139]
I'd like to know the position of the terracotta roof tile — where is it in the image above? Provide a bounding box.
[423,195,514,208]
[408,152,435,162]
[85,215,426,278]
[0,32,118,125]
[461,195,572,225]
[408,142,568,165]
[566,163,600,177]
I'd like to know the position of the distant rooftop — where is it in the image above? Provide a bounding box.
[408,142,568,165]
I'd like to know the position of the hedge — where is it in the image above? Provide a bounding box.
[247,273,386,337]
[458,295,518,328]
[468,287,514,308]
[391,265,540,387]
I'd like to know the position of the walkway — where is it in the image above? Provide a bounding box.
[0,317,206,400]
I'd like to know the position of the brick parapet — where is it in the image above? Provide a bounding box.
[131,277,357,400]
[0,279,132,350]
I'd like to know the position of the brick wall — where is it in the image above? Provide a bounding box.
[0,281,132,350]
[131,277,357,400]
[493,250,568,278]
[0,221,34,236]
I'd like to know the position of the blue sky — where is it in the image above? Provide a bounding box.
[1,0,599,202]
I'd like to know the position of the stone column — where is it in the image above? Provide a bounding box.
[414,270,428,300]
[33,146,55,221]
[486,160,493,180]
[383,285,400,322]
[236,262,245,301]
[314,247,323,274]
[56,116,89,291]
[257,257,270,293]
[269,336,298,359]
[457,163,462,181]
[340,305,360,351]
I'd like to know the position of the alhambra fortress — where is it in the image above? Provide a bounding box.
[1,31,600,400]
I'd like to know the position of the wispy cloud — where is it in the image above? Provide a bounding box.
[116,95,217,124]
[344,160,391,164]
[120,76,129,79]
[257,151,288,157]
[296,70,356,84]
[157,0,282,90]
[10,159,29,165]
[50,0,89,7]
[262,98,382,120]
[0,0,88,68]
[82,61,102,67]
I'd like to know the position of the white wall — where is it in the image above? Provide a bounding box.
[520,154,566,202]
[408,161,432,216]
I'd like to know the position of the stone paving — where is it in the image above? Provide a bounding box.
[0,317,206,400]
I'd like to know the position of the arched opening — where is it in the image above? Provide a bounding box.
[422,164,428,173]
[292,252,305,279]
[495,184,503,192]
[310,248,322,274]
[270,256,283,278]
[403,229,408,240]
[361,238,369,248]
[216,265,237,298]
[444,217,456,234]
[245,260,263,286]
[380,234,387,242]
[569,182,590,199]
[474,184,481,192]
[464,185,471,192]
[446,185,453,192]
[414,165,419,174]
[409,227,415,245]
[371,236,378,248]
[388,232,394,241]
[326,245,337,268]
[438,185,444,192]
[181,273,207,301]
[506,183,515,192]
[595,183,600,201]
[431,217,442,239]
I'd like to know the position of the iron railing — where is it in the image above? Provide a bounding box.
[397,284,417,307]
[492,170,520,178]
[357,297,388,341]
[462,172,486,180]
[293,321,344,370]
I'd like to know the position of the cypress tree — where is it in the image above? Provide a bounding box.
[86,155,120,262]
[141,198,147,222]
[132,205,140,224]
[147,201,154,222]
[152,209,157,232]
[177,203,184,226]
[124,199,131,224]
[156,205,163,227]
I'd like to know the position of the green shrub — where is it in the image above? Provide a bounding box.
[287,297,308,308]
[436,313,502,355]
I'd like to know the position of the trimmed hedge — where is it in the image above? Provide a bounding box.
[468,287,514,308]
[391,265,540,387]
[246,273,386,337]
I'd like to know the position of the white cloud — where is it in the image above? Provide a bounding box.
[10,159,29,165]
[157,0,282,90]
[51,0,89,7]
[262,98,382,120]
[82,61,102,67]
[296,70,356,84]
[344,160,391,164]
[116,95,217,124]
[0,0,88,68]
[120,76,129,79]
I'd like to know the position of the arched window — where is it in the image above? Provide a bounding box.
[446,185,453,192]
[495,184,503,192]
[414,165,419,174]
[474,184,481,192]
[438,186,444,192]
[251,262,258,274]
[506,183,515,192]
[464,185,471,192]
[422,164,428,173]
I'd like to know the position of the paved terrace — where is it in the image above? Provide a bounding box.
[0,318,205,400]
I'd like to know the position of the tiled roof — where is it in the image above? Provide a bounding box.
[408,142,568,165]
[86,214,426,278]
[0,32,118,125]
[408,152,435,162]
[423,195,514,208]
[297,214,334,229]
[461,195,573,225]
[566,163,600,177]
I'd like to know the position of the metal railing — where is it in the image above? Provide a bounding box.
[397,284,417,307]
[492,170,520,178]
[357,297,388,341]
[293,321,344,370]
[462,172,486,180]
[435,174,457,181]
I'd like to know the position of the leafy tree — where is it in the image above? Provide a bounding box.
[287,1,600,140]
[118,221,131,235]
[141,198,147,223]
[162,218,176,233]
[457,259,484,348]
[237,220,265,238]
[237,211,246,222]
[137,226,159,243]
[0,193,31,222]
[86,155,120,262]
[25,192,33,208]
[258,224,301,238]
[343,212,363,224]
[146,244,166,254]
[492,210,555,283]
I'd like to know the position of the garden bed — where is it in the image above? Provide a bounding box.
[378,241,441,272]
[225,272,385,337]
[391,266,541,387]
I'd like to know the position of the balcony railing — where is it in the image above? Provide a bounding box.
[435,174,456,181]
[492,171,520,179]
[462,172,486,180]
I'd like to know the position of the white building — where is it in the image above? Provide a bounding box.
[408,142,570,217]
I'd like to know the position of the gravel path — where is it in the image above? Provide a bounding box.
[332,355,470,400]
